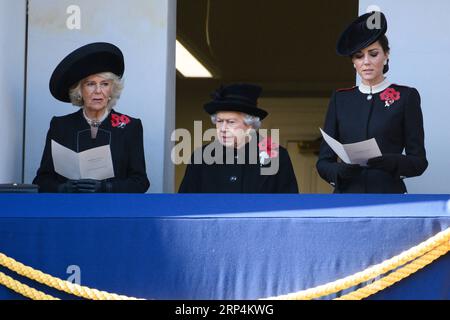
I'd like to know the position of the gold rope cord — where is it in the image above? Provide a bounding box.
[0,271,59,300]
[336,241,450,300]
[263,227,450,300]
[0,227,449,300]
[0,252,140,300]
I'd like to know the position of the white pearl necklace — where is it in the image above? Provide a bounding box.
[83,109,109,127]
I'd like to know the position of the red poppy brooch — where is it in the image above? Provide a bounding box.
[380,88,401,107]
[258,137,279,165]
[111,114,131,128]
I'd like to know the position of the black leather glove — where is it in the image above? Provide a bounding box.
[367,154,401,175]
[336,163,363,179]
[75,179,103,193]
[57,180,79,193]
[74,179,113,193]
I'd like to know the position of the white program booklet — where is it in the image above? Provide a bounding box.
[320,128,382,166]
[51,140,115,180]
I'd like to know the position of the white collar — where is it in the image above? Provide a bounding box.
[358,78,391,94]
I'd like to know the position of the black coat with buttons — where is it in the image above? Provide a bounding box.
[33,109,150,193]
[316,84,428,193]
[178,139,299,193]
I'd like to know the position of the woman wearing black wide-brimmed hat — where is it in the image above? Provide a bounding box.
[179,83,298,193]
[33,42,150,193]
[317,11,427,193]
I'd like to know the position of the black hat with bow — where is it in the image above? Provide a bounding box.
[203,83,268,120]
[49,42,124,102]
[336,11,388,56]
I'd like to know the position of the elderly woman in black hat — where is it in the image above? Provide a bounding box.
[317,11,427,193]
[179,83,298,193]
[33,42,150,193]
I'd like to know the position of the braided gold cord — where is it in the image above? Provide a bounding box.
[1,227,449,300]
[0,271,59,300]
[263,228,450,300]
[336,241,450,300]
[0,253,140,300]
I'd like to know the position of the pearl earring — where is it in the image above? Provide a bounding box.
[384,60,387,65]
[353,64,356,69]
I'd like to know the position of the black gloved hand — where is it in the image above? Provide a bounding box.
[336,163,363,179]
[57,180,79,193]
[75,179,103,193]
[367,154,401,175]
[74,179,113,193]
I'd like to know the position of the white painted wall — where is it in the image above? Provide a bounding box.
[0,0,26,184]
[359,0,450,193]
[24,0,176,192]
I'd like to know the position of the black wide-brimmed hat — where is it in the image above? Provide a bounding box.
[204,83,268,120]
[336,11,387,56]
[49,42,124,102]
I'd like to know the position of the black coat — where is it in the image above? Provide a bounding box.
[33,109,150,193]
[179,139,299,193]
[317,84,428,193]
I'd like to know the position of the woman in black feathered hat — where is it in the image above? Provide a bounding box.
[33,42,150,193]
[317,11,428,193]
[178,83,298,193]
